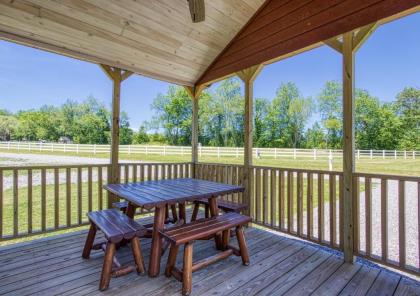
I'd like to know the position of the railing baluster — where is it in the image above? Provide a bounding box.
[154,164,159,180]
[381,178,388,262]
[418,181,420,272]
[279,170,285,231]
[399,180,406,268]
[77,168,82,225]
[53,168,59,229]
[66,168,71,226]
[132,164,137,182]
[287,171,293,233]
[297,172,303,236]
[0,169,2,238]
[28,169,33,233]
[307,173,313,239]
[148,164,152,181]
[167,164,172,179]
[339,175,344,249]
[366,177,372,256]
[13,169,18,236]
[271,169,276,228]
[255,168,261,223]
[41,168,46,231]
[88,167,92,213]
[353,176,360,253]
[329,174,336,246]
[174,164,178,179]
[98,167,103,210]
[125,165,129,183]
[263,169,269,225]
[318,173,324,242]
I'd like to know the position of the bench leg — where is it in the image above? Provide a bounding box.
[171,204,178,222]
[182,242,193,296]
[131,237,145,274]
[204,204,210,218]
[179,202,186,222]
[82,224,96,259]
[222,229,230,250]
[100,242,116,291]
[165,244,179,277]
[191,202,200,222]
[235,226,249,266]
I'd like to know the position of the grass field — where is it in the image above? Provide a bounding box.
[1,148,419,176]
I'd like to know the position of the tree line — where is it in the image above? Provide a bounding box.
[0,79,418,150]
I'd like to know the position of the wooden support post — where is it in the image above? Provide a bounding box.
[184,84,207,178]
[100,64,132,208]
[323,23,377,264]
[237,65,263,216]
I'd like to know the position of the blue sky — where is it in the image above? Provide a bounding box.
[0,13,419,130]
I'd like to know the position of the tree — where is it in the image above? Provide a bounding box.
[304,122,326,148]
[264,82,312,148]
[133,125,149,144]
[395,87,420,149]
[151,86,192,145]
[119,111,133,144]
[253,98,269,147]
[317,81,342,148]
[0,115,18,141]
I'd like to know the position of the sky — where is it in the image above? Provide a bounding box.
[0,13,419,130]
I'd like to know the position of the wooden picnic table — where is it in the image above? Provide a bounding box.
[104,178,245,277]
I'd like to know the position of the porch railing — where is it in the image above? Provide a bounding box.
[196,162,419,275]
[1,161,418,275]
[0,162,192,241]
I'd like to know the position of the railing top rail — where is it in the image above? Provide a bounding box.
[250,164,343,175]
[354,172,420,182]
[0,162,192,171]
[196,162,244,168]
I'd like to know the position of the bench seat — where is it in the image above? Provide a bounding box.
[161,212,251,295]
[83,209,146,290]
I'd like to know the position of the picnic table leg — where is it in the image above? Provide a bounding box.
[208,197,223,250]
[126,202,136,218]
[149,205,166,277]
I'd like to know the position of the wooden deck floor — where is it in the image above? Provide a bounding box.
[0,214,419,296]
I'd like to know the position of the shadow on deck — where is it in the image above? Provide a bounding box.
[0,213,419,296]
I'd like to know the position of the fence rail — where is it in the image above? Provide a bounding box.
[0,141,418,160]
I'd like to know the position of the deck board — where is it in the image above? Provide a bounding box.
[0,214,418,296]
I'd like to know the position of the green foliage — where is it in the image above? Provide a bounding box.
[133,125,149,144]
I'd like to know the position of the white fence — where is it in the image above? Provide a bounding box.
[0,141,418,160]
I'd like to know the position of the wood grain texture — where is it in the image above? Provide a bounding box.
[198,0,420,84]
[0,0,264,85]
[0,214,417,295]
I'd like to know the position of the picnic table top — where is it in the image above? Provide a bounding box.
[103,178,244,208]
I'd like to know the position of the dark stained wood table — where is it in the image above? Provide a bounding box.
[104,178,245,277]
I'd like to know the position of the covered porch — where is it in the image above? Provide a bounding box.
[0,0,420,295]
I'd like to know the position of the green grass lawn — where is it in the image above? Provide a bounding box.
[1,148,419,176]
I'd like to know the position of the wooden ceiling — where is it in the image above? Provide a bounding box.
[0,0,418,87]
[0,0,265,86]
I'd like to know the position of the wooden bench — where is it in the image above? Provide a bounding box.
[190,198,248,221]
[82,209,146,291]
[160,212,252,295]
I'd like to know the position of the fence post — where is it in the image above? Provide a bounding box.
[28,142,31,151]
[146,146,148,155]
[274,148,277,159]
[51,143,54,152]
[39,142,42,151]
[128,145,131,155]
[382,150,385,159]
[77,144,79,154]
[163,146,166,156]
[357,149,360,159]
[93,144,96,154]
[404,150,406,159]
[217,147,220,159]
[313,149,316,160]
[17,142,20,151]
[413,151,415,159]
[7,142,10,150]
[394,150,397,159]
[293,148,296,160]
